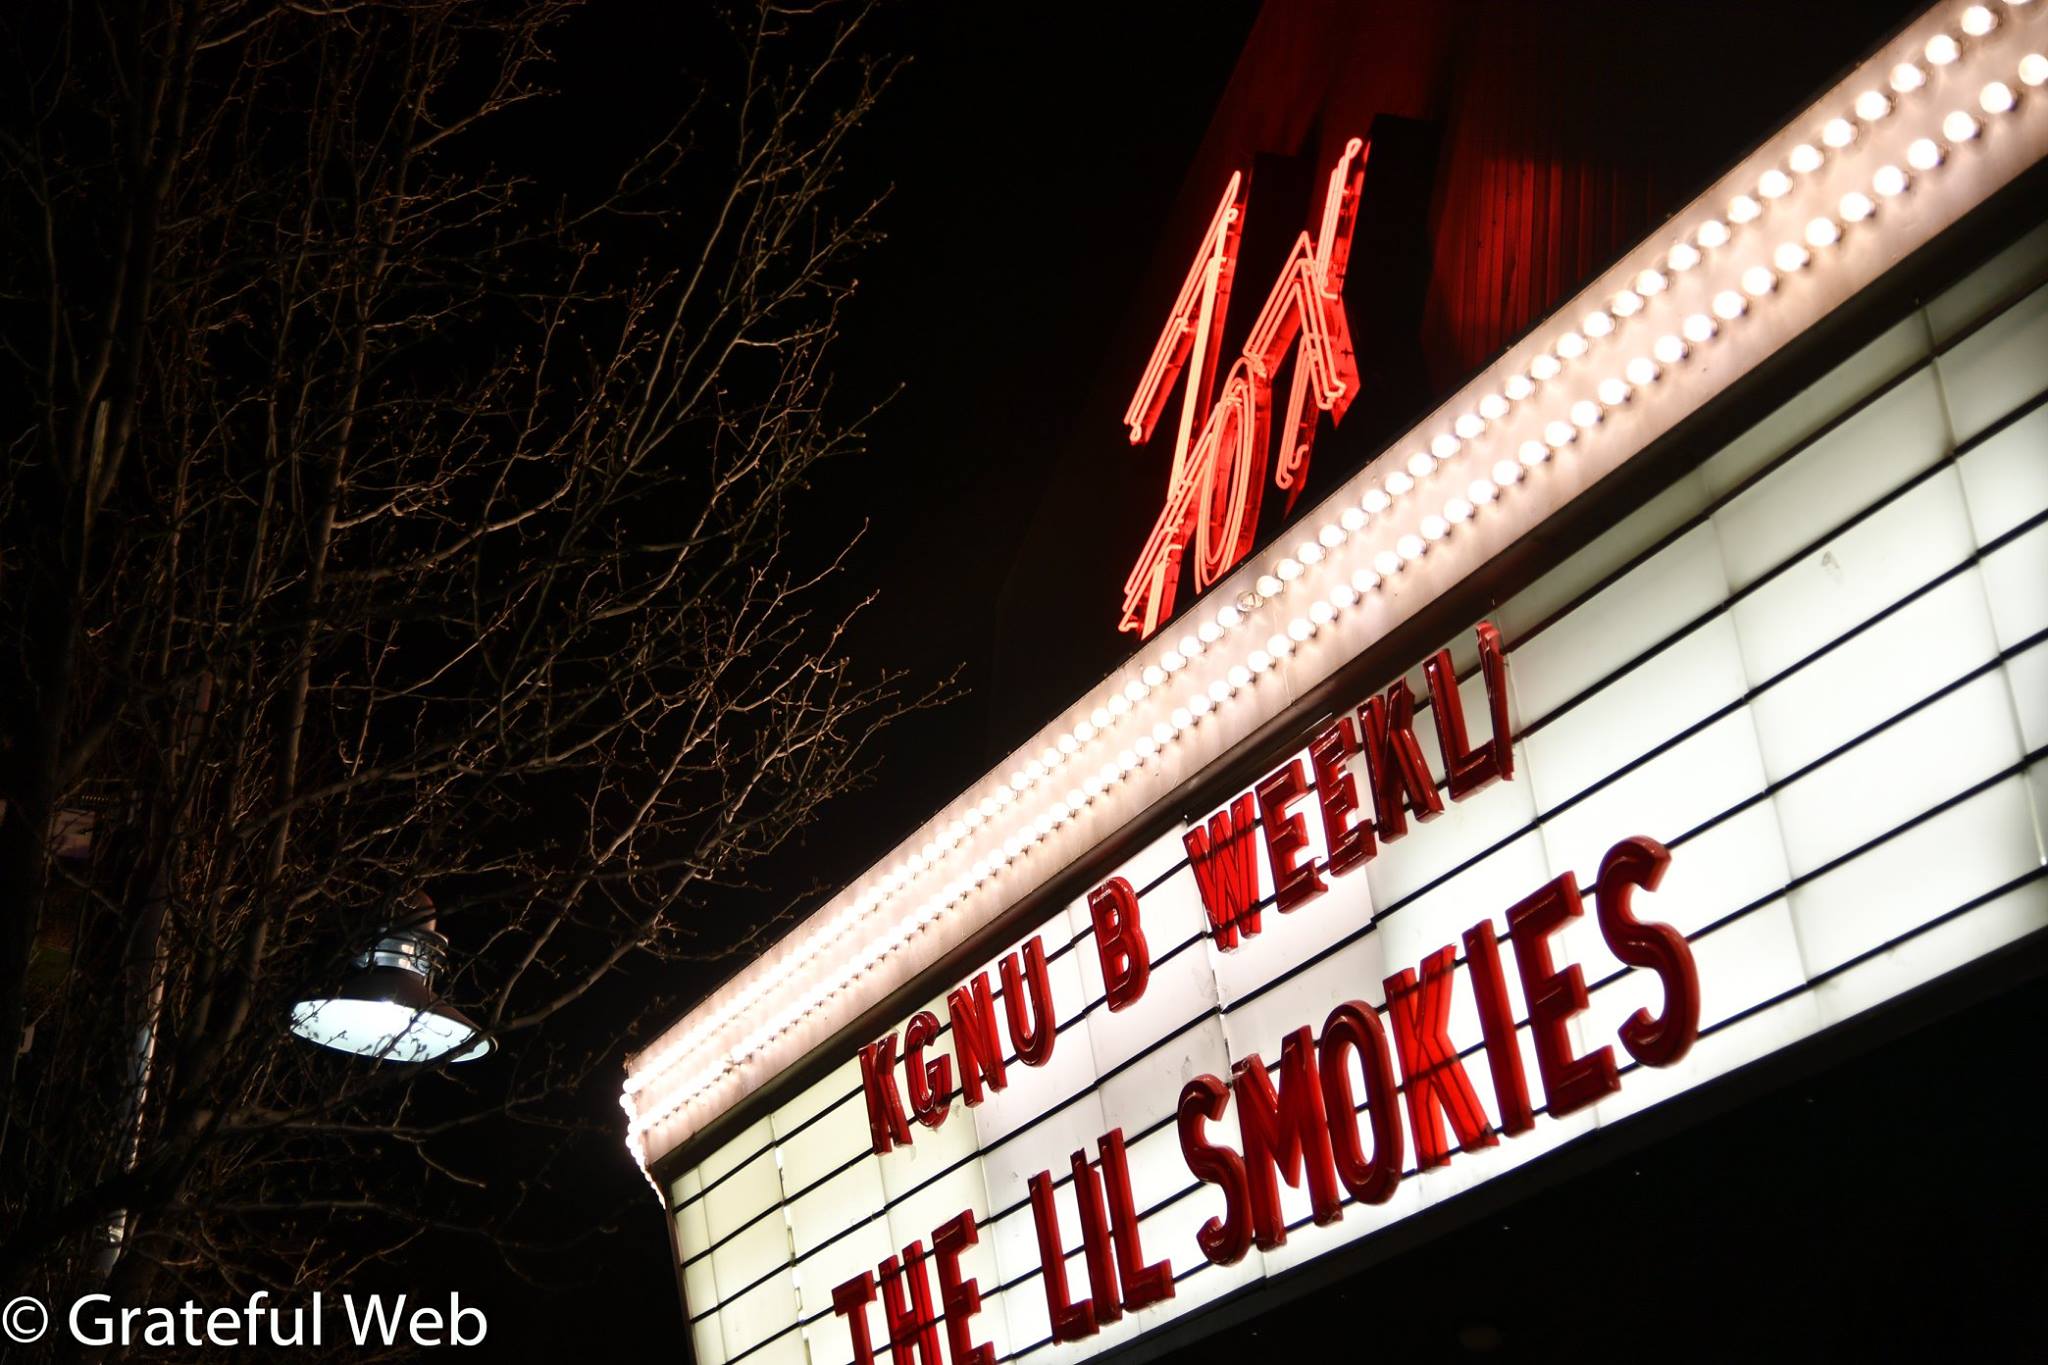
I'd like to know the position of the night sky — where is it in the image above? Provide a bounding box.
[451,2,2044,1359]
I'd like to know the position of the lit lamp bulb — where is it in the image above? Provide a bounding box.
[1925,34,1961,67]
[1960,5,1996,37]
[1505,373,1536,401]
[1729,194,1763,223]
[1531,353,1563,380]
[1943,109,1981,142]
[1907,137,1944,170]
[1808,214,1845,245]
[1668,240,1703,271]
[1493,458,1523,486]
[1774,242,1810,273]
[1597,377,1631,407]
[1625,355,1660,387]
[1890,62,1926,94]
[1556,330,1589,359]
[1741,266,1777,296]
[2023,54,2048,89]
[1653,333,1689,364]
[1822,117,1858,148]
[1873,164,1910,197]
[1980,81,2016,114]
[1696,219,1731,249]
[1838,191,1875,223]
[1711,291,1747,322]
[1785,146,1822,176]
[1683,312,1719,343]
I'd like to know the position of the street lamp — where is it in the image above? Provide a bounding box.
[289,918,492,1064]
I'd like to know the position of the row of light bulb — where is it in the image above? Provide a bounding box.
[625,2,2045,1141]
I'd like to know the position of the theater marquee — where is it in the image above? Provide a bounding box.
[625,7,2048,1365]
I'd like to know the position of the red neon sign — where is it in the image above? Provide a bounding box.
[1120,138,1367,638]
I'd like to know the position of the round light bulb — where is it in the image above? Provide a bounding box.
[1530,353,1563,381]
[1980,81,2016,114]
[1318,522,1347,547]
[1741,266,1777,297]
[1469,477,1499,503]
[1309,598,1337,624]
[1926,34,1961,66]
[1407,450,1437,478]
[1420,514,1450,541]
[1584,310,1615,338]
[1544,419,1576,449]
[1809,213,1845,244]
[1444,496,1476,523]
[1729,194,1762,223]
[1340,506,1367,532]
[1385,470,1414,496]
[1653,333,1689,364]
[1873,163,1909,197]
[1570,399,1602,429]
[1505,373,1536,401]
[1479,392,1510,420]
[1455,411,1486,439]
[1362,488,1392,514]
[1611,289,1644,317]
[1396,534,1426,562]
[1838,191,1874,223]
[2023,54,2048,89]
[1823,117,1858,147]
[1907,137,1944,170]
[1774,242,1810,273]
[1373,550,1402,578]
[1785,147,1822,177]
[1256,573,1283,597]
[1696,219,1731,249]
[1518,439,1550,467]
[1597,377,1631,407]
[1854,90,1892,123]
[1943,109,1981,141]
[1712,289,1748,320]
[1557,330,1589,359]
[1961,5,1996,37]
[1891,62,1926,94]
[1636,268,1668,295]
[1431,432,1463,460]
[1297,541,1325,566]
[1625,356,1660,386]
[1683,312,1719,343]
[1669,240,1703,271]
[1493,458,1523,486]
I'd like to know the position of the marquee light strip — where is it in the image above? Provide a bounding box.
[623,0,2048,1162]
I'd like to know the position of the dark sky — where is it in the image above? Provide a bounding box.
[453,2,2045,1360]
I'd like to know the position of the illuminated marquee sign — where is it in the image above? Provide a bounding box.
[635,8,2048,1365]
[1119,140,1367,638]
[832,624,1705,1359]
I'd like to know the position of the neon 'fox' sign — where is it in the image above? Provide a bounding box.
[1119,137,1366,638]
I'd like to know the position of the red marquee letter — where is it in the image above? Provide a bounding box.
[1318,1001,1404,1205]
[1098,1128,1173,1312]
[1184,794,1263,950]
[1462,919,1534,1136]
[1385,947,1496,1168]
[1424,633,1512,803]
[1088,876,1151,1011]
[1001,937,1057,1067]
[878,1243,943,1365]
[833,1272,879,1365]
[1310,717,1375,876]
[1358,681,1444,841]
[1178,1074,1251,1266]
[1596,836,1699,1067]
[901,1010,953,1130]
[1508,874,1619,1119]
[1257,759,1325,915]
[1232,1027,1342,1246]
[932,1213,993,1365]
[947,973,1008,1106]
[859,1036,913,1155]
[1029,1170,1096,1342]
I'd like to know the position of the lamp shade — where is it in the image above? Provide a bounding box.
[289,923,491,1064]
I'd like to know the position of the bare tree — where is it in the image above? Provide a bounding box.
[0,0,927,1341]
